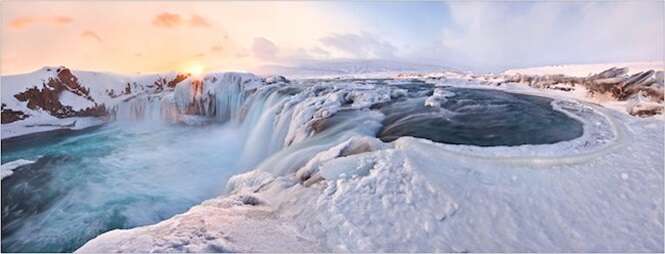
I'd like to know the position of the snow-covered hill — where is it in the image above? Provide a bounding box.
[1,66,190,139]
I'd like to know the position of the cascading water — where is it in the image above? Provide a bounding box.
[0,73,387,252]
[1,73,586,252]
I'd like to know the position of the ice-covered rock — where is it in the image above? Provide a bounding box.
[265,75,290,84]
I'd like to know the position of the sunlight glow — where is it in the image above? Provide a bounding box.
[185,63,205,77]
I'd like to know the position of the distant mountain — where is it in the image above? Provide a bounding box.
[255,59,451,78]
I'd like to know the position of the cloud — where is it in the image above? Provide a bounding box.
[8,16,73,29]
[152,13,212,28]
[81,30,102,42]
[8,17,34,29]
[152,12,182,28]
[251,37,278,60]
[287,46,331,61]
[189,15,210,27]
[320,32,397,59]
[309,47,330,58]
[438,1,664,71]
[50,16,73,25]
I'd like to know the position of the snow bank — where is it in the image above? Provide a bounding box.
[1,116,106,140]
[1,159,35,180]
[77,192,321,252]
[504,61,664,77]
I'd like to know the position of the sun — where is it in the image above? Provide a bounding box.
[184,63,205,77]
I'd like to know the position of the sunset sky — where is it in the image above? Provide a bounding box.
[1,1,663,75]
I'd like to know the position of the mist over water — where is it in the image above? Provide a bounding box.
[1,123,251,252]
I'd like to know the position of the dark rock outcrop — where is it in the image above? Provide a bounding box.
[13,67,106,119]
[150,73,190,92]
[502,67,664,116]
[1,103,29,124]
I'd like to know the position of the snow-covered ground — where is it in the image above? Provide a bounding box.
[2,63,663,252]
[504,61,664,77]
[78,99,664,252]
[1,115,106,140]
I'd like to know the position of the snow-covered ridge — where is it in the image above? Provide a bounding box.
[1,66,191,139]
[504,61,664,77]
[500,63,664,117]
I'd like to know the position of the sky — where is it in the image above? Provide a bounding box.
[1,1,663,75]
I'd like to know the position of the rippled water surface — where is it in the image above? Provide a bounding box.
[378,87,584,146]
[1,123,248,252]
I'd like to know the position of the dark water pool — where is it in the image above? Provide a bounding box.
[377,87,584,146]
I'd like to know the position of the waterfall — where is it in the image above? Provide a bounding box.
[109,72,389,174]
[111,94,176,122]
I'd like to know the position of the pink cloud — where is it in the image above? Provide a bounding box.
[8,17,35,29]
[152,12,182,28]
[189,15,210,27]
[50,16,73,25]
[8,16,74,29]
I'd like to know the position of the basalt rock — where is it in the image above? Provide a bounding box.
[13,67,106,119]
[1,103,29,124]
